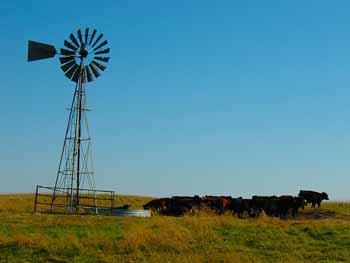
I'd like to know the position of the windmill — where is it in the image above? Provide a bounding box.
[29,28,114,214]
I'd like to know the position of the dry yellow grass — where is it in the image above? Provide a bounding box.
[0,194,349,263]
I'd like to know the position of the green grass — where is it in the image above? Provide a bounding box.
[0,194,349,263]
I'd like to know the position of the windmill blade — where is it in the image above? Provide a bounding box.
[28,40,57,61]
[92,60,107,71]
[84,28,89,44]
[64,40,77,51]
[91,33,103,48]
[93,40,108,51]
[71,67,82,82]
[59,56,75,64]
[89,63,101,78]
[61,60,76,72]
[95,48,110,55]
[77,29,83,45]
[85,66,94,82]
[69,33,80,48]
[65,64,79,79]
[61,48,75,56]
[89,29,97,45]
[94,56,110,63]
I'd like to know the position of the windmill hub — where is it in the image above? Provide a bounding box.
[79,44,88,58]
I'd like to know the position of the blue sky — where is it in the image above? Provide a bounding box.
[1,1,350,199]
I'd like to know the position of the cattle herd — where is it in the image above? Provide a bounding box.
[143,190,329,220]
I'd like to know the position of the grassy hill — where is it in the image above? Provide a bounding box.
[0,194,349,263]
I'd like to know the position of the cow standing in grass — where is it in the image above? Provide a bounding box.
[278,196,306,219]
[169,196,202,216]
[298,190,329,208]
[251,195,278,217]
[252,195,306,219]
[230,197,255,218]
[143,198,171,215]
[291,196,307,217]
[202,196,232,214]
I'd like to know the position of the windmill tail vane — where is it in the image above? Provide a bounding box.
[29,28,115,214]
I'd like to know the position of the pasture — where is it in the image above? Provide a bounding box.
[0,194,349,263]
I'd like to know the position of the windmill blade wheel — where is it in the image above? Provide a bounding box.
[58,28,110,83]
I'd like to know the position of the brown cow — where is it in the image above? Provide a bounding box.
[202,196,232,214]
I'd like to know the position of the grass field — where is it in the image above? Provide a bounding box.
[0,194,349,263]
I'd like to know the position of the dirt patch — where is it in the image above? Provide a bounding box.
[299,209,350,220]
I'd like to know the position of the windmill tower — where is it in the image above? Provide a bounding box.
[29,28,114,214]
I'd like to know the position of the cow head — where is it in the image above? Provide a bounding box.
[322,192,329,200]
[143,199,161,211]
[294,197,306,209]
[300,197,307,209]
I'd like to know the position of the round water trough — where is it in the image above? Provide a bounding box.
[111,209,151,218]
[83,207,151,217]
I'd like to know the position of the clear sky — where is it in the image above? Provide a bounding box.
[1,1,350,200]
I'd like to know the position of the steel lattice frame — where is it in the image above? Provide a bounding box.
[51,66,95,212]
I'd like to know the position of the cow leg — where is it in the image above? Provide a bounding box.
[249,208,257,218]
[311,202,315,208]
[254,208,262,217]
[279,211,286,220]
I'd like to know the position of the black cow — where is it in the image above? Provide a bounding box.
[143,198,171,214]
[143,199,161,211]
[298,190,329,208]
[251,195,278,216]
[292,196,307,216]
[252,195,305,219]
[278,196,306,219]
[266,198,280,217]
[169,196,202,215]
[230,197,254,218]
